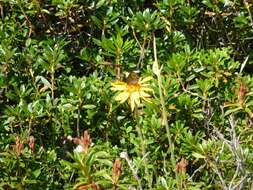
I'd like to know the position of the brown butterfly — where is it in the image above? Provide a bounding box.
[125,72,139,85]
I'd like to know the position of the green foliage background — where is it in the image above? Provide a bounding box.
[1,0,253,189]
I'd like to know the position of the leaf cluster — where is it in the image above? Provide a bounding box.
[1,0,253,189]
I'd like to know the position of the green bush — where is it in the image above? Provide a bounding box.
[1,0,253,189]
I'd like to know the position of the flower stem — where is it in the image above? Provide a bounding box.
[134,107,151,189]
[152,33,176,167]
[135,108,146,157]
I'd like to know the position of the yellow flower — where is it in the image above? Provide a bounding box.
[111,76,153,111]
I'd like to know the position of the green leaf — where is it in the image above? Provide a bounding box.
[33,169,41,178]
[192,152,206,159]
[96,0,106,8]
[36,76,52,89]
[83,104,96,109]
[224,107,242,117]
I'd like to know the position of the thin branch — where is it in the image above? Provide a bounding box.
[121,152,143,190]
[229,164,240,190]
[212,115,249,190]
[17,0,33,37]
[132,29,142,49]
[189,162,207,180]
[152,33,174,160]
[213,164,228,190]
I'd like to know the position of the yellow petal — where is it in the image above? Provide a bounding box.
[129,98,134,111]
[111,81,127,91]
[129,91,139,111]
[134,95,140,107]
[115,92,129,103]
[130,91,140,102]
[142,96,152,103]
[139,76,152,84]
[140,83,150,87]
[141,87,153,92]
[130,91,141,110]
[140,90,151,98]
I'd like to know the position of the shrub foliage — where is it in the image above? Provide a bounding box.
[1,0,253,189]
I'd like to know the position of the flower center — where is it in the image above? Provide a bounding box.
[127,83,141,92]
